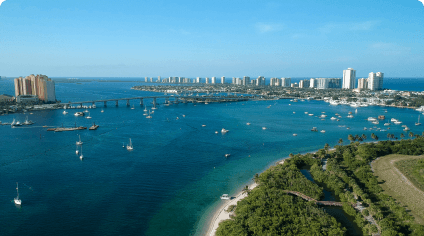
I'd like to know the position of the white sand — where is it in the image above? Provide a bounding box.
[207,182,258,236]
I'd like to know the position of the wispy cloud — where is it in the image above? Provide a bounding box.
[255,23,284,33]
[369,42,411,56]
[319,20,380,33]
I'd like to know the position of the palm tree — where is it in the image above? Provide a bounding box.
[387,133,391,141]
[324,143,330,154]
[338,138,343,146]
[391,134,395,140]
[242,185,251,195]
[400,133,405,139]
[361,134,367,141]
[409,132,414,139]
[348,134,355,143]
[371,133,376,141]
[355,134,360,141]
[253,174,260,184]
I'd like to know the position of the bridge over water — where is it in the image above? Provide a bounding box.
[60,95,254,108]
[283,190,357,207]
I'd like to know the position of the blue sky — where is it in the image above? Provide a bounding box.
[0,0,423,78]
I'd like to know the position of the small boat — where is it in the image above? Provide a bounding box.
[311,127,318,132]
[202,125,206,127]
[225,154,230,157]
[86,112,92,119]
[403,127,410,131]
[267,105,271,108]
[215,131,218,134]
[126,138,133,151]
[122,142,125,148]
[320,130,325,133]
[394,121,402,124]
[131,105,135,110]
[84,109,89,113]
[320,114,327,118]
[220,194,230,200]
[330,117,337,120]
[372,121,379,125]
[364,127,367,130]
[293,112,295,114]
[80,146,83,160]
[308,114,314,116]
[416,115,421,126]
[76,134,83,145]
[384,123,391,126]
[304,112,308,114]
[63,110,68,114]
[76,144,79,155]
[391,118,398,122]
[146,111,152,119]
[205,102,209,105]
[221,128,229,133]
[347,115,353,118]
[293,134,297,136]
[144,106,147,112]
[182,115,186,118]
[89,123,99,130]
[101,109,104,113]
[262,127,267,130]
[74,112,84,116]
[14,182,21,205]
[367,117,377,121]
[246,123,251,125]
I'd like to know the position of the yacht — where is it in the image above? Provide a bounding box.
[330,117,337,120]
[225,154,230,158]
[347,115,354,118]
[23,116,34,125]
[367,117,377,121]
[14,183,21,205]
[63,110,68,114]
[320,130,326,133]
[311,127,318,132]
[394,121,402,124]
[293,133,297,136]
[76,135,83,145]
[384,123,391,126]
[262,127,267,130]
[220,194,230,200]
[221,128,229,133]
[126,138,133,151]
[246,123,251,125]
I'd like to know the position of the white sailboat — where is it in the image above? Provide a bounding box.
[144,106,147,112]
[126,138,133,151]
[14,182,22,205]
[101,109,104,113]
[80,146,84,160]
[146,110,152,119]
[63,110,68,114]
[86,112,92,119]
[76,144,79,155]
[131,105,135,110]
[416,115,421,126]
[76,134,83,145]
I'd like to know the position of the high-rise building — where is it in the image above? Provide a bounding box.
[368,72,384,90]
[357,78,368,89]
[14,74,56,102]
[316,78,342,89]
[310,78,316,88]
[256,76,265,86]
[243,76,250,85]
[221,76,225,84]
[196,77,201,83]
[205,77,210,84]
[281,78,291,87]
[342,68,356,89]
[211,77,216,84]
[145,77,148,82]
[299,79,310,88]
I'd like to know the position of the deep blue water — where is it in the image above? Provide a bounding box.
[1,80,424,236]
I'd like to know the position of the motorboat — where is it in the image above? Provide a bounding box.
[262,127,267,130]
[215,131,218,134]
[293,134,297,136]
[202,125,206,127]
[311,127,318,132]
[246,123,251,125]
[391,118,398,122]
[14,182,21,205]
[367,117,377,121]
[101,109,104,113]
[220,194,230,200]
[80,146,84,160]
[404,126,410,131]
[330,117,337,120]
[63,110,68,114]
[320,130,326,133]
[74,112,84,116]
[221,128,229,133]
[384,123,391,126]
[372,121,379,125]
[308,114,314,116]
[364,127,367,130]
[347,115,354,118]
[394,121,402,124]
[225,154,230,157]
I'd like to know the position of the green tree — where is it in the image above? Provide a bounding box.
[409,132,414,139]
[324,143,330,154]
[338,138,343,146]
[400,133,405,139]
[348,134,355,143]
[361,134,367,141]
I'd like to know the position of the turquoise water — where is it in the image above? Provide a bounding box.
[0,80,423,236]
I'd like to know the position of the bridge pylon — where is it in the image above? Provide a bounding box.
[104,101,107,107]
[115,100,119,107]
[140,98,143,106]
[126,99,130,106]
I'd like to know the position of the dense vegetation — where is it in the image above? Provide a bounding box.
[395,158,424,192]
[216,136,424,236]
[216,161,346,236]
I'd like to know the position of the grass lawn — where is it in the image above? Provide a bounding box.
[372,154,424,224]
[395,158,424,192]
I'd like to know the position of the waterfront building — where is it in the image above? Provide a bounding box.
[145,77,148,82]
[250,79,256,85]
[316,78,342,89]
[291,83,299,88]
[150,78,153,82]
[196,77,201,83]
[221,76,225,84]
[299,79,310,88]
[14,74,56,102]
[211,77,216,84]
[270,78,277,86]
[281,78,291,87]
[16,95,39,104]
[256,76,265,86]
[235,78,241,85]
[310,78,316,88]
[158,76,161,82]
[232,77,236,84]
[243,76,250,86]
[368,72,384,90]
[0,94,14,102]
[358,78,368,89]
[342,68,356,89]
[205,77,209,84]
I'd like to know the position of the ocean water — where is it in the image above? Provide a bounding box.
[1,80,424,236]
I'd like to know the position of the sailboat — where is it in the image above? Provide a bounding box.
[143,106,147,112]
[86,112,92,119]
[126,138,133,151]
[14,182,21,205]
[416,115,421,126]
[80,146,83,160]
[76,135,83,145]
[146,110,152,119]
[101,109,104,113]
[76,144,79,155]
[131,105,135,110]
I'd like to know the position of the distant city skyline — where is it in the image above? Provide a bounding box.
[0,0,423,77]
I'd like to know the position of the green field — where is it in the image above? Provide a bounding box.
[372,154,424,224]
[395,158,424,192]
